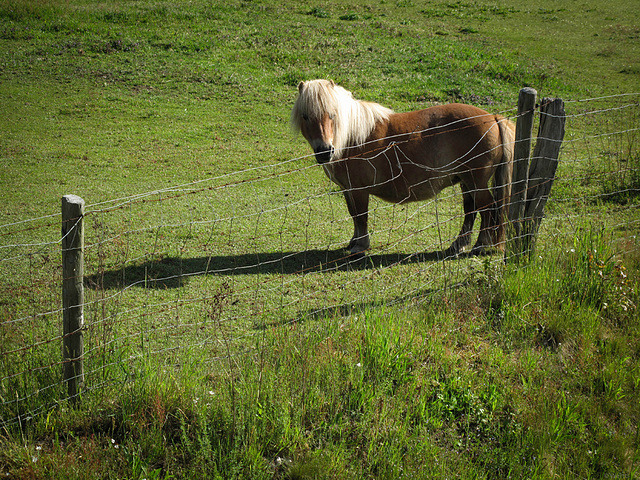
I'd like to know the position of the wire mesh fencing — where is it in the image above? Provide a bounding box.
[1,92,638,428]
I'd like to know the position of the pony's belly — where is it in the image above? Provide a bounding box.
[372,174,456,204]
[323,157,456,204]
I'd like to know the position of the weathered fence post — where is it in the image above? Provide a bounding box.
[62,194,85,403]
[521,98,566,256]
[507,87,537,260]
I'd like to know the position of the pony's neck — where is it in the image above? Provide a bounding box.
[334,93,393,159]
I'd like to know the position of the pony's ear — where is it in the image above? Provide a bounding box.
[329,80,335,87]
[298,81,305,93]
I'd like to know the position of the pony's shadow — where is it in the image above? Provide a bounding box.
[85,248,458,290]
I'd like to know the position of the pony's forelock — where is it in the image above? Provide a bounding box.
[291,80,340,126]
[291,80,393,158]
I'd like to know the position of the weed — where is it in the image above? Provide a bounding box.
[561,227,637,319]
[307,7,329,19]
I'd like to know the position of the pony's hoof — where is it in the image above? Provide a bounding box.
[470,245,493,256]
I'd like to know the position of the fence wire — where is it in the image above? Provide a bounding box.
[1,94,639,428]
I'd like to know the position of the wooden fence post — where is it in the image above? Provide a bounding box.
[521,98,566,256]
[62,194,85,403]
[507,87,537,260]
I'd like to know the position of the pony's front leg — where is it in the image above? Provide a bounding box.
[343,190,370,255]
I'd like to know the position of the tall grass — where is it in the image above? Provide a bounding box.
[1,229,637,479]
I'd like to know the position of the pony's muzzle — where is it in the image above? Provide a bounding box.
[314,145,334,164]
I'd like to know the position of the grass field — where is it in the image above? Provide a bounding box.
[1,0,639,478]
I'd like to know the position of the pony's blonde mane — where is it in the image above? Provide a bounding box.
[291,80,393,159]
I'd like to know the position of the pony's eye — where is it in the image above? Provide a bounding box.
[302,114,309,121]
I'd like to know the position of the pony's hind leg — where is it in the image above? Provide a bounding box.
[447,186,476,256]
[471,188,500,255]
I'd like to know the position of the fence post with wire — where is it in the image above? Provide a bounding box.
[62,194,85,403]
[507,89,566,261]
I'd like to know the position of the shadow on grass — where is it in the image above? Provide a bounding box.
[85,248,460,290]
[259,284,448,330]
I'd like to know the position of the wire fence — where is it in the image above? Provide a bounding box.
[1,92,639,428]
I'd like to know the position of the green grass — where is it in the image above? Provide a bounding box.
[3,240,638,478]
[1,0,639,478]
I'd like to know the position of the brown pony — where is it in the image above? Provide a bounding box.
[291,79,515,257]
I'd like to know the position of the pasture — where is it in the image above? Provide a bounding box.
[1,0,639,478]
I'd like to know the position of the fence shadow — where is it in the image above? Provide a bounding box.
[258,283,448,330]
[85,248,456,290]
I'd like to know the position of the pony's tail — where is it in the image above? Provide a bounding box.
[493,115,515,247]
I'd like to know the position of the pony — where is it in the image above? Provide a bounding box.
[291,79,515,257]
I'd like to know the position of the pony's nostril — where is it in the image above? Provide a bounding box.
[314,146,333,157]
[314,146,333,164]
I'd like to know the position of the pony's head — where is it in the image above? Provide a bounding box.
[291,80,341,163]
[291,79,392,163]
